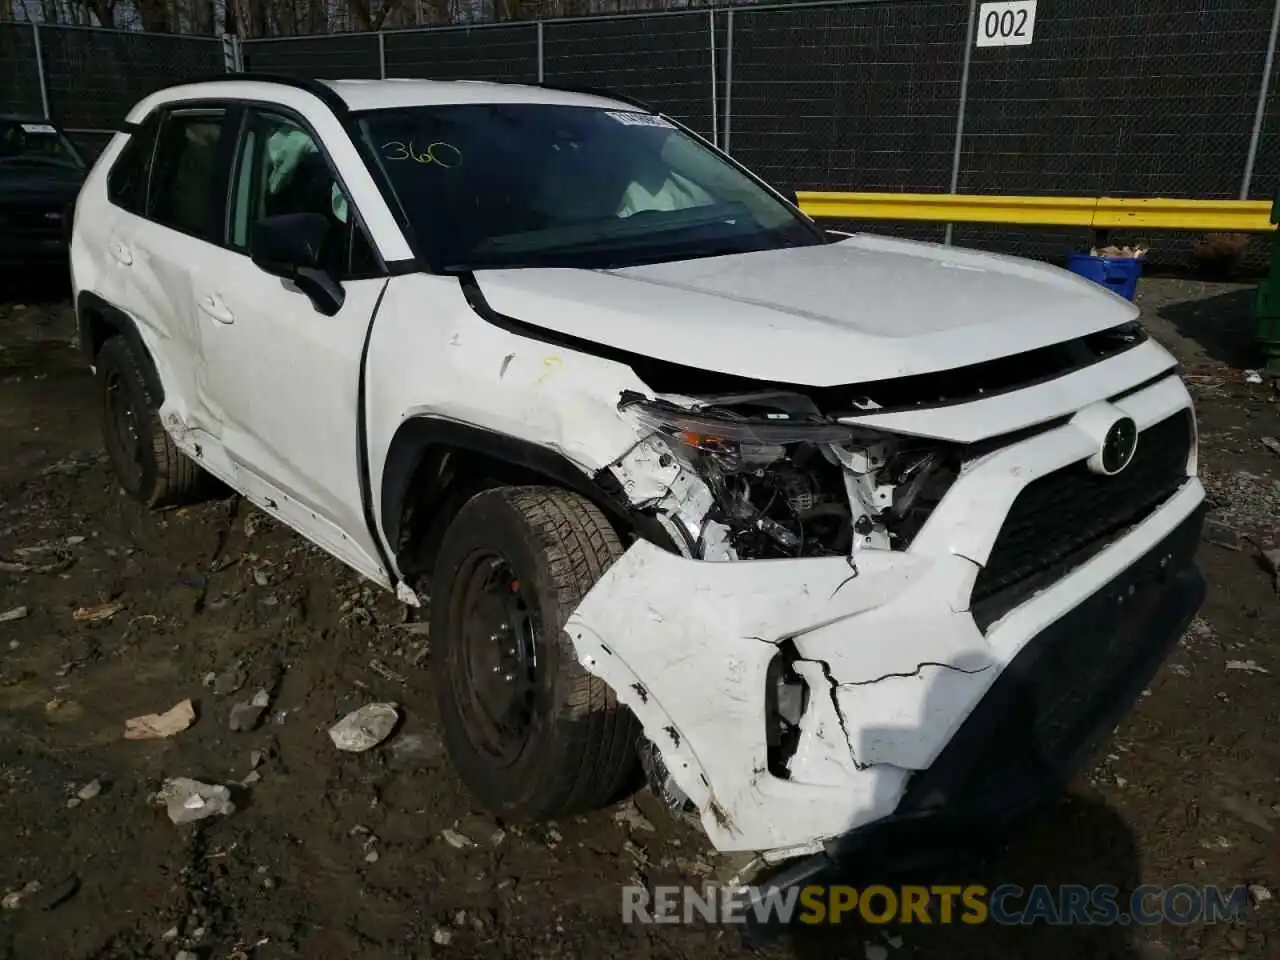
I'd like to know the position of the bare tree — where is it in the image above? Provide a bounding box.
[186,0,217,34]
[231,0,265,36]
[347,0,400,31]
[11,0,705,36]
[133,0,171,30]
[82,0,119,26]
[12,0,105,26]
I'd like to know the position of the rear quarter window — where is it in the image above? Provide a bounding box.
[107,115,158,215]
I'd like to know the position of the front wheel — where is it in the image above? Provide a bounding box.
[430,486,639,821]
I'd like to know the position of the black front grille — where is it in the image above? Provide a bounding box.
[899,506,1205,818]
[971,409,1193,631]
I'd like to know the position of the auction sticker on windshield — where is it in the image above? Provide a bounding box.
[606,111,675,129]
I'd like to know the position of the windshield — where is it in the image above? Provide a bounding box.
[0,120,84,170]
[356,103,823,271]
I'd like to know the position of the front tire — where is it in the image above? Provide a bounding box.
[97,336,202,508]
[431,486,639,821]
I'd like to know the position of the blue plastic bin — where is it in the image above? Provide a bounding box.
[1065,253,1143,301]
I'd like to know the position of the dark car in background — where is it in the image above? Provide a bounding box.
[0,115,87,269]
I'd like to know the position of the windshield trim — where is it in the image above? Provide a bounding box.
[347,101,827,275]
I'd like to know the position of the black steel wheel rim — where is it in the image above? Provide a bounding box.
[450,550,540,766]
[104,369,144,489]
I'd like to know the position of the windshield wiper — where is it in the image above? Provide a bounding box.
[470,204,751,258]
[448,232,818,272]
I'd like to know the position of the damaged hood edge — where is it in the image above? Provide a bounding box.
[636,333,1176,446]
[472,237,1138,388]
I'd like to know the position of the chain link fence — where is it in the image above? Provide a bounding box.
[542,12,723,142]
[729,0,967,243]
[0,21,225,159]
[5,1,1280,261]
[953,0,1280,255]
[388,24,540,84]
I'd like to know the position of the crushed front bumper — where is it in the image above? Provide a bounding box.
[749,501,1205,895]
[565,374,1205,860]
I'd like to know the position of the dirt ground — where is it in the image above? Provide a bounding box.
[0,273,1277,960]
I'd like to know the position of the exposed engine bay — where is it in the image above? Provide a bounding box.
[604,322,1148,562]
[609,388,961,560]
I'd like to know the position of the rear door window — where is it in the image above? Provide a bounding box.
[147,107,230,241]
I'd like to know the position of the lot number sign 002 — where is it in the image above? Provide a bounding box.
[976,0,1037,47]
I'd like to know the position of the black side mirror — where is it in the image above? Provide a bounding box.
[249,212,345,316]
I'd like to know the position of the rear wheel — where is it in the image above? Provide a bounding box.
[430,485,639,820]
[97,336,202,508]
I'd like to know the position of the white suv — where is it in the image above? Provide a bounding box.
[71,75,1205,883]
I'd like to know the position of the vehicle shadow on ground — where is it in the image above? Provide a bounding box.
[1156,286,1259,370]
[776,794,1144,958]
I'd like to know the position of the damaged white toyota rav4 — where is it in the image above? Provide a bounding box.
[72,76,1205,883]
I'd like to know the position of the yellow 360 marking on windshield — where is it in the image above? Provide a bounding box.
[381,140,463,168]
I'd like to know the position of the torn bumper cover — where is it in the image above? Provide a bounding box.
[565,381,1206,862]
[752,502,1205,894]
[569,489,1204,860]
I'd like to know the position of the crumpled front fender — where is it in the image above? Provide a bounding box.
[564,539,987,857]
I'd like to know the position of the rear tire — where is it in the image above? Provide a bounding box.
[97,336,202,508]
[431,485,639,821]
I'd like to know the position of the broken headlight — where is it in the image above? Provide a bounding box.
[622,398,853,466]
[618,397,958,560]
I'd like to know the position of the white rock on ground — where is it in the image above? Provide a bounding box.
[328,703,400,752]
[440,828,476,849]
[159,778,235,825]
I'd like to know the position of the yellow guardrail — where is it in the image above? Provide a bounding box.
[795,191,1277,233]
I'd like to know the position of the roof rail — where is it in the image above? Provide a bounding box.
[536,82,656,113]
[147,72,351,116]
[146,75,656,118]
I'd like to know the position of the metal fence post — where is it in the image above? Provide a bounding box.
[723,8,733,153]
[1244,0,1280,199]
[709,11,718,148]
[378,30,387,80]
[31,21,50,121]
[944,0,978,246]
[537,21,545,84]
[221,32,237,72]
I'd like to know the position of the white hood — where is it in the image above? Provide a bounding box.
[473,234,1138,387]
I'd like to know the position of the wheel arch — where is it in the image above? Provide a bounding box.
[76,291,164,405]
[379,417,674,578]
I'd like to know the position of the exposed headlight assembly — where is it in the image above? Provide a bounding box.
[620,398,854,468]
[617,397,957,560]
